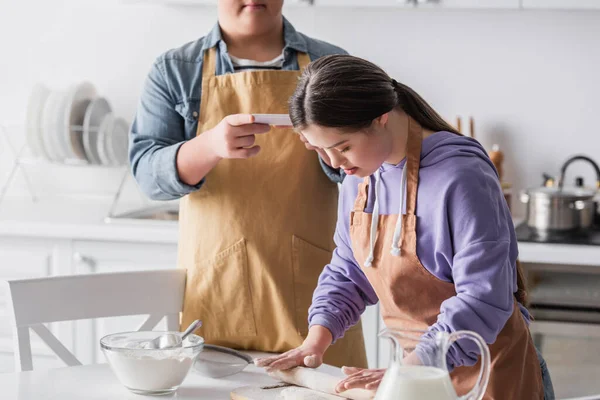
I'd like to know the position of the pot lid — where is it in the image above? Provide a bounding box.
[526,186,597,200]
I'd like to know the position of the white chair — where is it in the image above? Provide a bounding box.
[2,269,186,372]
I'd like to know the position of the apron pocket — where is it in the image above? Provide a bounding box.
[291,235,333,337]
[193,238,257,339]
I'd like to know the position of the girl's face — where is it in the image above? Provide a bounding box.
[218,1,284,37]
[301,117,393,178]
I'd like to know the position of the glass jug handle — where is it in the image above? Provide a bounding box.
[445,331,491,400]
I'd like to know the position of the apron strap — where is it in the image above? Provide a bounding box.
[352,177,370,212]
[405,118,422,216]
[297,52,311,70]
[201,47,218,78]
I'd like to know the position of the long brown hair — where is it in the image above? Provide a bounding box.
[289,54,529,306]
[515,260,528,305]
[289,54,460,135]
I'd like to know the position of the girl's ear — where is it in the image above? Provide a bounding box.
[374,112,389,127]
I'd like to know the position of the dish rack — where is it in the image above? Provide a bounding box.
[0,123,131,219]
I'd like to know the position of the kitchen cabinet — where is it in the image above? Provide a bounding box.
[0,237,68,372]
[377,313,392,369]
[423,0,520,7]
[121,0,218,5]
[360,304,380,368]
[314,0,520,9]
[123,0,522,8]
[521,0,600,9]
[313,0,414,7]
[530,322,600,398]
[0,233,180,370]
[121,0,314,6]
[524,261,600,397]
[121,0,600,9]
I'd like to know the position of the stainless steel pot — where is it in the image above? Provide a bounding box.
[522,154,600,232]
[520,187,596,231]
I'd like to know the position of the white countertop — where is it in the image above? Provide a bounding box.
[517,240,600,266]
[1,198,600,267]
[512,217,600,267]
[0,359,341,400]
[0,197,178,244]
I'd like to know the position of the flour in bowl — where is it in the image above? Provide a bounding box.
[101,332,203,394]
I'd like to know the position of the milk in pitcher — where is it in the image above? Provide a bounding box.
[374,365,457,400]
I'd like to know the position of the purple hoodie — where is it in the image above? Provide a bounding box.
[308,131,529,370]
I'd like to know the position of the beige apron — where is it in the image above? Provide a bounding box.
[177,47,367,368]
[349,119,543,398]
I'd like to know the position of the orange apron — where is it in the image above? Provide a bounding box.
[177,47,367,368]
[349,118,543,398]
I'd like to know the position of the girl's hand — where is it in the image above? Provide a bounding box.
[335,367,386,392]
[335,352,422,392]
[255,325,333,370]
[255,343,325,371]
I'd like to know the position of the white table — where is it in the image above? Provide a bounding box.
[2,361,599,400]
[0,361,327,400]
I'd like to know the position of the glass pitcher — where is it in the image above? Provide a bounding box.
[374,328,491,400]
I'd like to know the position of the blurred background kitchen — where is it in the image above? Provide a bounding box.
[1,0,599,398]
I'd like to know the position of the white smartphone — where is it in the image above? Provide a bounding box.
[252,114,293,126]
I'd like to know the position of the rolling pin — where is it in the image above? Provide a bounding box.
[268,367,374,400]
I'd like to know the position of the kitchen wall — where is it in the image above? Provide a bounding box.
[1,0,599,217]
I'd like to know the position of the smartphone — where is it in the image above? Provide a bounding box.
[252,114,293,126]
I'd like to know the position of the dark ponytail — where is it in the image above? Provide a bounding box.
[289,54,460,135]
[391,79,460,136]
[515,260,529,306]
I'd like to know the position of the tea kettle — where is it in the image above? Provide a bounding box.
[374,328,491,400]
[520,154,600,232]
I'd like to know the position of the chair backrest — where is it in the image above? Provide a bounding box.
[3,269,186,372]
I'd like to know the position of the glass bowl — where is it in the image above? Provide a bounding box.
[100,331,204,395]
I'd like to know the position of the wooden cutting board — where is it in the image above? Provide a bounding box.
[231,384,346,400]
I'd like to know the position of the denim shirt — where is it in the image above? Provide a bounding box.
[129,17,348,201]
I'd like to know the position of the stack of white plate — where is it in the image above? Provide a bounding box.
[25,82,130,166]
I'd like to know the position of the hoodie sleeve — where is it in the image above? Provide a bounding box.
[308,179,379,342]
[417,161,518,370]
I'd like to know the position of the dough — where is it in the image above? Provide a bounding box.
[268,367,374,400]
[280,387,345,400]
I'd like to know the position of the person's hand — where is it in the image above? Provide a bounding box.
[334,352,422,393]
[255,342,325,371]
[297,132,334,168]
[255,325,333,370]
[206,114,270,159]
[335,367,385,392]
